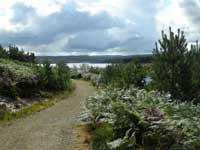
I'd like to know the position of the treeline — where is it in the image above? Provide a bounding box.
[36,55,152,64]
[118,54,152,64]
[0,45,35,63]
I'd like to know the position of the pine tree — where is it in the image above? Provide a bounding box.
[152,27,193,101]
[190,41,200,101]
[57,61,70,90]
[124,60,146,88]
[0,45,8,58]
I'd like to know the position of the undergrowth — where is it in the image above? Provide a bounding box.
[82,87,200,150]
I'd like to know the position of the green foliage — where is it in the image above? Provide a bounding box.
[101,60,146,88]
[0,44,35,63]
[152,27,193,101]
[38,60,71,91]
[70,64,103,86]
[123,60,146,88]
[0,59,36,77]
[89,66,103,74]
[0,59,36,99]
[0,105,7,120]
[56,61,71,90]
[38,60,55,89]
[70,66,82,79]
[190,41,200,102]
[0,45,8,58]
[0,58,71,99]
[83,87,200,150]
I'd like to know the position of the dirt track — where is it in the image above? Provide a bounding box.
[0,80,94,150]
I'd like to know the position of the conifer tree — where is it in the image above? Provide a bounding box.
[152,27,193,101]
[57,61,70,90]
[191,41,200,101]
[0,45,8,58]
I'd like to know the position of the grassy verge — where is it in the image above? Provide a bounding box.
[0,82,76,125]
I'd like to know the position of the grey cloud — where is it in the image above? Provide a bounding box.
[0,0,169,55]
[179,0,200,26]
[63,31,154,54]
[119,36,155,54]
[64,30,119,51]
[10,3,36,24]
[178,1,200,41]
[0,2,124,47]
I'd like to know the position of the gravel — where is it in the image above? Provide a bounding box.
[0,80,94,150]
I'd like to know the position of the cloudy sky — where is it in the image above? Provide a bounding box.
[0,0,199,56]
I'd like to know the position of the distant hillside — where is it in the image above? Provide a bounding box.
[36,55,152,64]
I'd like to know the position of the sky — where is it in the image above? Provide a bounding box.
[0,0,200,56]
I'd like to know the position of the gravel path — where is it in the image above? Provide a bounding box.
[0,80,95,150]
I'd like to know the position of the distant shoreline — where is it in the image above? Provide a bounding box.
[36,54,152,64]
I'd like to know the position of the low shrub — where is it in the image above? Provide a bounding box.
[101,60,146,88]
[0,66,17,99]
[0,59,71,99]
[82,87,200,150]
[0,104,7,120]
[15,75,39,97]
[38,60,71,91]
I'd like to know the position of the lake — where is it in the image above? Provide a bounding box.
[68,63,110,68]
[49,63,110,68]
[37,63,111,68]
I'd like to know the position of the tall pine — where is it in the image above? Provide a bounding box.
[152,27,193,102]
[191,41,200,102]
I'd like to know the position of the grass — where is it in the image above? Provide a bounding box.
[0,82,76,125]
[0,58,36,77]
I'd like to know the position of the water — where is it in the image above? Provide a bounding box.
[39,63,110,69]
[68,63,110,68]
[145,76,152,84]
[49,63,110,68]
